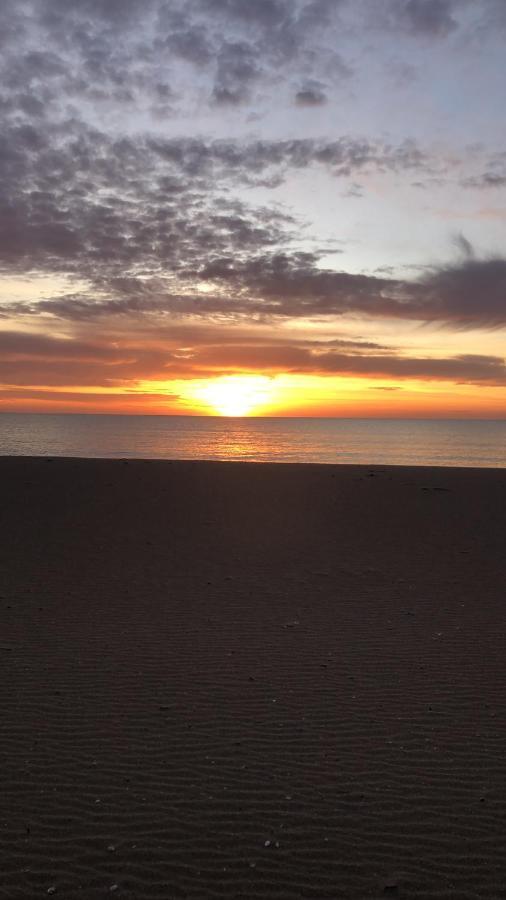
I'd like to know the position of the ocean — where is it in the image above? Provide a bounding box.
[0,413,505,467]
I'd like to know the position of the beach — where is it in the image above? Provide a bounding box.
[1,457,505,899]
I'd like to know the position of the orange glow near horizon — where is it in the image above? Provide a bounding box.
[1,372,505,418]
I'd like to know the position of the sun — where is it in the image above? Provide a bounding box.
[194,375,273,416]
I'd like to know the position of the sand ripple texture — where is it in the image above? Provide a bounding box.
[1,458,506,899]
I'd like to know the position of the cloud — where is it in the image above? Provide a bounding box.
[0,386,181,414]
[463,173,506,189]
[0,0,505,361]
[196,0,287,29]
[174,337,506,384]
[453,233,474,259]
[0,329,173,385]
[1,328,504,389]
[295,80,328,106]
[296,350,506,383]
[0,112,435,291]
[212,40,262,105]
[0,0,347,117]
[184,250,506,328]
[416,257,506,327]
[3,246,506,330]
[367,0,459,38]
[146,134,429,178]
[193,249,506,327]
[1,121,315,280]
[394,0,458,37]
[384,59,418,86]
[473,0,506,34]
[165,24,214,66]
[461,150,506,190]
[1,0,489,137]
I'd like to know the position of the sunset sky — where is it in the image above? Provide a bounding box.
[1,0,505,417]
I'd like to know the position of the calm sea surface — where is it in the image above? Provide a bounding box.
[0,413,504,467]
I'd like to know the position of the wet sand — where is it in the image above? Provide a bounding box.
[1,457,505,899]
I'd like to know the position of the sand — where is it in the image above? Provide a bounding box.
[0,457,505,899]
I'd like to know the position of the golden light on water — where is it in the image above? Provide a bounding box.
[189,375,275,416]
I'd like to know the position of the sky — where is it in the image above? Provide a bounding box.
[1,0,505,417]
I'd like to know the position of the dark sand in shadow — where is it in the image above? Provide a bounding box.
[1,458,505,898]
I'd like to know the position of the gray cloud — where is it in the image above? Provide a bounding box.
[464,173,506,189]
[198,0,290,28]
[212,41,261,105]
[394,0,458,37]
[1,120,316,281]
[4,249,505,331]
[416,258,506,328]
[0,0,505,343]
[0,0,340,115]
[453,233,474,259]
[1,0,494,130]
[165,24,214,66]
[295,80,328,106]
[190,251,506,327]
[0,112,435,291]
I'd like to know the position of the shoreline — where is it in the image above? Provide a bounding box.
[1,454,506,471]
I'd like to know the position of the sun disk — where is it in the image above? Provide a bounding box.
[194,375,273,416]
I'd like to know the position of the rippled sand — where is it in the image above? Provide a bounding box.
[1,458,505,899]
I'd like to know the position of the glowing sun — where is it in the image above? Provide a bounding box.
[195,375,273,416]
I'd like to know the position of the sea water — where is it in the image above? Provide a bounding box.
[0,413,505,467]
